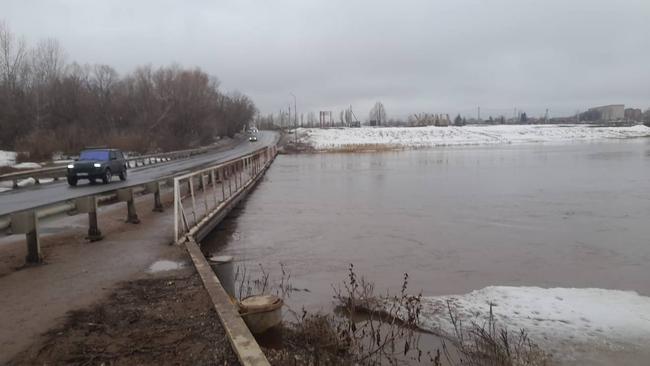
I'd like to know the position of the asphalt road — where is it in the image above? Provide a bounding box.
[0,131,278,216]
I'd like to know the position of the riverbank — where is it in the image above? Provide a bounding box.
[295,124,650,152]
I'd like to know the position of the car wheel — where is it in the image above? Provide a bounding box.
[89,178,96,184]
[102,169,112,184]
[119,168,127,181]
[67,177,77,186]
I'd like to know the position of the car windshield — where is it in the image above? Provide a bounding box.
[79,150,110,161]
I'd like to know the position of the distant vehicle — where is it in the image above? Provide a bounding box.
[249,135,258,142]
[67,148,128,186]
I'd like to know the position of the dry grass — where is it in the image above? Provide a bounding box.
[242,263,551,366]
[437,301,550,366]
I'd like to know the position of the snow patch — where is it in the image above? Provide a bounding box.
[11,162,42,169]
[386,286,650,358]
[0,150,17,167]
[16,177,36,187]
[147,260,184,273]
[299,125,650,150]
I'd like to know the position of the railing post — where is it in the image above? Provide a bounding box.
[228,167,233,196]
[173,178,179,244]
[10,210,42,264]
[75,196,103,241]
[189,177,198,224]
[220,168,226,202]
[117,188,140,224]
[201,174,209,216]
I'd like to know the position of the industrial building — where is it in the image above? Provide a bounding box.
[587,104,625,121]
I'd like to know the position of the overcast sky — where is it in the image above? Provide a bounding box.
[3,0,650,119]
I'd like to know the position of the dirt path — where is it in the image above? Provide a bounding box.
[0,191,187,363]
[7,267,238,365]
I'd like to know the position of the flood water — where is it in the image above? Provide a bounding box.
[202,139,650,363]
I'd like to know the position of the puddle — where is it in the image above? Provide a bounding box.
[147,260,184,273]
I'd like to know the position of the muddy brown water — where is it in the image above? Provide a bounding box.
[202,139,650,364]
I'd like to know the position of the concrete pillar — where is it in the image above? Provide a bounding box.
[10,210,42,264]
[153,190,164,212]
[76,196,103,241]
[146,182,164,212]
[117,188,140,224]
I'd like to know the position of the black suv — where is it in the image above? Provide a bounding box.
[67,148,128,186]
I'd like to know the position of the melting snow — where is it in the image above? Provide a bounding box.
[0,150,17,167]
[385,286,650,360]
[11,162,42,169]
[300,124,650,150]
[147,260,184,273]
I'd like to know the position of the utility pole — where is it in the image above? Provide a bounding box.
[478,106,481,121]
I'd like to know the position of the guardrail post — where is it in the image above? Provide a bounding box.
[146,182,164,212]
[10,210,42,263]
[76,196,103,241]
[117,188,140,224]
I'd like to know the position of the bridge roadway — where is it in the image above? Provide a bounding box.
[0,131,279,364]
[0,131,278,216]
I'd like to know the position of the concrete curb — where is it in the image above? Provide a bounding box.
[185,237,270,366]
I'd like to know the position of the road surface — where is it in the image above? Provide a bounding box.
[0,131,278,216]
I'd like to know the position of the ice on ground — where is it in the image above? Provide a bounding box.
[385,286,650,359]
[147,260,184,273]
[11,162,42,169]
[0,150,17,167]
[299,124,650,150]
[16,177,36,187]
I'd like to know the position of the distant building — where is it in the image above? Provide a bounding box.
[586,104,624,121]
[624,108,643,121]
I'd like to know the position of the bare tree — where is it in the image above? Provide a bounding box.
[0,24,259,157]
[0,21,28,91]
[369,101,386,126]
[31,38,66,85]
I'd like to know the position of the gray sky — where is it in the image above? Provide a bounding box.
[3,0,650,119]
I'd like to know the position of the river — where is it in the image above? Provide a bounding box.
[203,138,650,364]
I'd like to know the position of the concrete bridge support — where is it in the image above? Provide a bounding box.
[10,210,42,264]
[118,188,140,224]
[75,196,103,241]
[146,182,164,212]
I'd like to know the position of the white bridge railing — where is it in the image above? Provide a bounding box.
[173,145,276,244]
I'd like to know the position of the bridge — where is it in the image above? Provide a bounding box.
[0,131,279,365]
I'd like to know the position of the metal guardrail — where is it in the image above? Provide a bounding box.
[0,143,277,265]
[173,146,276,244]
[0,141,235,189]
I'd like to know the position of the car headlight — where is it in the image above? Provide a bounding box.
[93,163,101,168]
[67,164,74,169]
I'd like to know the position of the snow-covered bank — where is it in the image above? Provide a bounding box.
[0,151,42,169]
[385,286,650,361]
[299,124,650,151]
